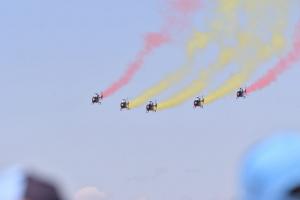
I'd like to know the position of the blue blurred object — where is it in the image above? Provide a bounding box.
[240,133,300,200]
[0,167,26,200]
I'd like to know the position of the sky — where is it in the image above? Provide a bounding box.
[0,0,300,200]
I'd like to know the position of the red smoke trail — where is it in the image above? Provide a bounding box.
[247,22,300,94]
[170,0,202,14]
[102,33,169,97]
[102,0,202,98]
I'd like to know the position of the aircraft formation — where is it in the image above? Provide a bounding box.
[91,0,300,112]
[91,88,247,112]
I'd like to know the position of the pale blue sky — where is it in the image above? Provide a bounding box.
[1,0,300,199]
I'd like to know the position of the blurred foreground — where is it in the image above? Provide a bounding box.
[1,133,300,200]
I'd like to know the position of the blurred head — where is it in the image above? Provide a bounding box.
[24,175,62,200]
[0,167,63,200]
[240,133,300,200]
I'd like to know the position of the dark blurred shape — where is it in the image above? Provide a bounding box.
[0,167,63,200]
[25,175,62,200]
[289,185,300,198]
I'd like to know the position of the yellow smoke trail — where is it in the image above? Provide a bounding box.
[130,0,241,109]
[129,31,210,108]
[204,0,289,105]
[158,33,258,110]
[157,0,248,110]
[158,0,289,110]
[209,0,241,43]
[205,33,286,105]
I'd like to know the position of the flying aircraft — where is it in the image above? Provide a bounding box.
[92,93,103,104]
[120,99,130,110]
[146,101,158,112]
[194,96,204,108]
[237,88,247,99]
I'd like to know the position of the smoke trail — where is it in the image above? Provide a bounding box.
[158,47,235,110]
[205,34,286,105]
[203,0,289,105]
[102,33,169,98]
[159,31,284,109]
[170,0,201,14]
[101,0,202,98]
[158,0,289,109]
[158,33,258,110]
[129,31,210,108]
[130,0,240,109]
[157,0,242,110]
[247,22,300,94]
